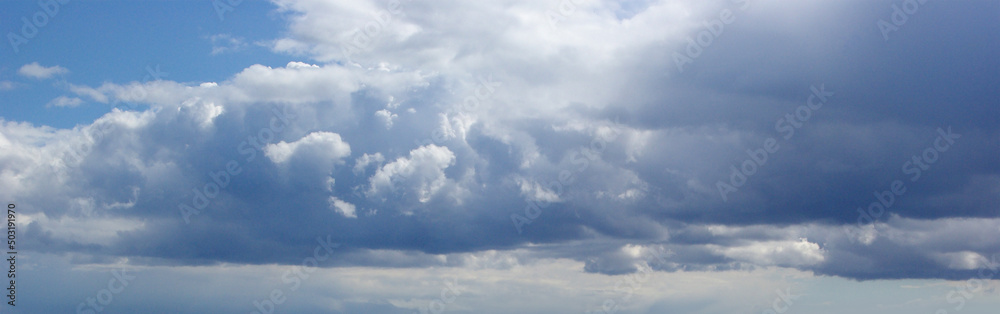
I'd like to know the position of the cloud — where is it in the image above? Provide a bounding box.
[711,238,826,267]
[264,131,352,165]
[69,84,110,103]
[46,96,84,108]
[353,152,385,175]
[374,109,398,129]
[367,144,456,203]
[19,251,829,314]
[0,81,16,91]
[209,33,249,55]
[0,0,997,287]
[18,62,69,79]
[515,176,562,204]
[328,196,358,218]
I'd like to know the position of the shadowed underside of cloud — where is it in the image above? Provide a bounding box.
[1,0,998,282]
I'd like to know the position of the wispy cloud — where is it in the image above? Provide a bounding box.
[45,96,84,108]
[209,33,248,55]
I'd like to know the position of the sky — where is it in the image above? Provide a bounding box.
[0,0,998,313]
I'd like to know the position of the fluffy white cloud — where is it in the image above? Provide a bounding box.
[368,144,455,203]
[265,131,352,165]
[374,109,398,129]
[328,196,358,218]
[18,62,68,79]
[353,152,385,175]
[179,97,225,128]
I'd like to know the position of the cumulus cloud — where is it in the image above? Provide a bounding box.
[367,144,456,203]
[265,131,351,165]
[374,109,398,129]
[353,152,385,175]
[0,0,997,288]
[18,62,69,79]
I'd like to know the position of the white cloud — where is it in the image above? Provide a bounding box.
[46,96,84,108]
[265,131,352,165]
[353,152,385,175]
[933,251,992,270]
[69,84,109,103]
[328,196,358,218]
[21,212,144,246]
[368,144,455,202]
[516,176,561,204]
[713,238,826,267]
[179,97,224,128]
[286,61,320,69]
[374,109,398,129]
[18,62,69,79]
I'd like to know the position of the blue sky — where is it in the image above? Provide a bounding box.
[1,0,999,313]
[2,0,293,128]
